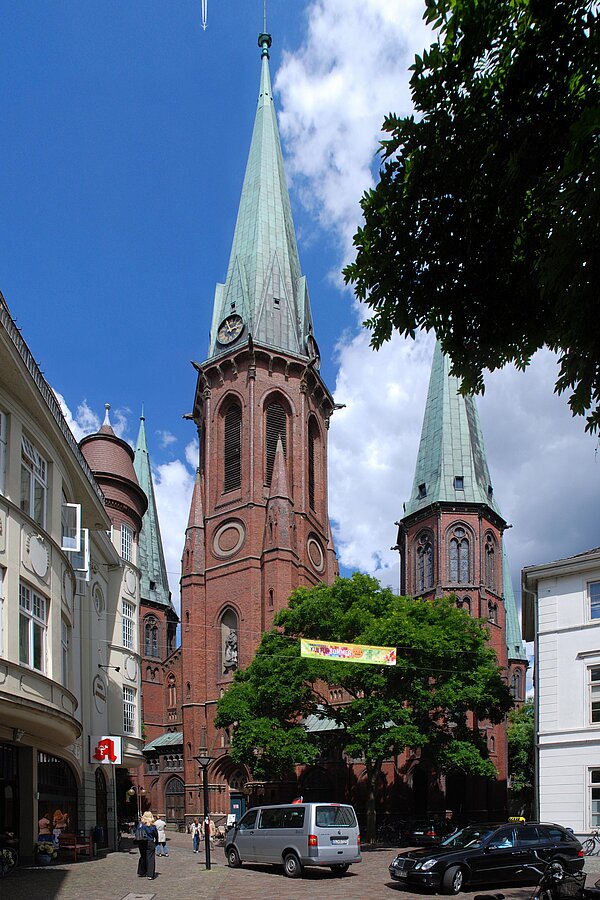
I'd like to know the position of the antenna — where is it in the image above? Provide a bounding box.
[201,0,207,30]
[264,0,267,33]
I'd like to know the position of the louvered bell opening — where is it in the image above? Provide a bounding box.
[223,404,242,492]
[265,402,287,485]
[308,424,316,511]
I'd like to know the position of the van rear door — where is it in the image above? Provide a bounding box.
[313,804,360,864]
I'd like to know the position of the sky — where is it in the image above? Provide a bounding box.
[1,1,598,641]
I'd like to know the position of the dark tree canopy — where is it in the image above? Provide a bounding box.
[507,698,534,795]
[345,0,600,431]
[216,574,513,841]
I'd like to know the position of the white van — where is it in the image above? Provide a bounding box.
[224,801,361,878]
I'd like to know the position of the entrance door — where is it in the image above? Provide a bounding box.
[230,793,245,821]
[165,777,185,826]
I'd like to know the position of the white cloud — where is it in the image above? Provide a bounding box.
[54,393,101,441]
[157,429,177,449]
[153,458,196,615]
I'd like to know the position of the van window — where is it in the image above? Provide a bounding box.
[282,807,305,828]
[259,808,284,829]
[239,810,258,830]
[316,806,356,827]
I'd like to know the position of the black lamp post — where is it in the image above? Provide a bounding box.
[194,753,214,870]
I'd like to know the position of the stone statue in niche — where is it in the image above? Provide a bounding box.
[223,628,238,674]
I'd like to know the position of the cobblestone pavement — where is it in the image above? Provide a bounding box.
[4,833,600,900]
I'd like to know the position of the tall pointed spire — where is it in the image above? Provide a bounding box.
[133,410,171,608]
[404,342,503,518]
[207,33,314,360]
[503,543,528,662]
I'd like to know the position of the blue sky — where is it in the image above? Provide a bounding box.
[1,0,598,628]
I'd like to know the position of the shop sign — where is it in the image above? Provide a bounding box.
[300,638,396,666]
[90,735,122,764]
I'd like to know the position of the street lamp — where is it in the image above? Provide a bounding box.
[194,753,214,870]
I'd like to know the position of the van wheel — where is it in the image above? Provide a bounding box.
[283,852,303,878]
[330,863,350,875]
[442,865,464,895]
[226,847,241,868]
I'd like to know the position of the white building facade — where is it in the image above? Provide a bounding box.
[523,547,600,834]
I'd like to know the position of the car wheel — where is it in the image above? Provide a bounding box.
[330,863,350,875]
[442,865,464,895]
[226,846,241,868]
[550,858,567,876]
[283,852,303,878]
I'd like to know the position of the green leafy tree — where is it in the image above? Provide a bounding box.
[216,574,513,842]
[508,698,534,795]
[345,0,600,431]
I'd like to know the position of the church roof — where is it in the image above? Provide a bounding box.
[404,342,503,518]
[207,33,314,361]
[503,543,528,662]
[133,410,172,609]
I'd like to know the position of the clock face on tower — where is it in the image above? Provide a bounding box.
[217,314,244,346]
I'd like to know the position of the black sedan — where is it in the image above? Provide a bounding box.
[389,822,584,895]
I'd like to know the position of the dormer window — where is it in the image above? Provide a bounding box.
[454,476,464,490]
[418,483,427,499]
[488,484,494,498]
[273,297,280,309]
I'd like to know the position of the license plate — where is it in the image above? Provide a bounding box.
[331,838,348,845]
[397,870,407,878]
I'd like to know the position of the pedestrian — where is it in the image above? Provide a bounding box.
[201,816,216,846]
[190,817,201,853]
[154,814,168,857]
[136,810,159,880]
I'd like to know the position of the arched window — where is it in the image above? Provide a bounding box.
[186,681,191,699]
[308,417,320,512]
[457,596,471,614]
[220,608,239,676]
[490,734,496,754]
[449,526,470,583]
[488,601,498,624]
[223,401,242,492]
[144,617,159,657]
[265,400,287,485]
[167,673,176,708]
[511,669,522,700]
[485,533,496,591]
[416,531,434,592]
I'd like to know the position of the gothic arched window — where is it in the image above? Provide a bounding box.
[144,617,159,658]
[511,669,522,701]
[220,608,239,676]
[265,399,287,485]
[308,417,320,512]
[457,596,471,614]
[488,601,498,624]
[416,531,434,592]
[223,401,242,492]
[449,525,470,583]
[485,533,496,591]
[167,673,176,708]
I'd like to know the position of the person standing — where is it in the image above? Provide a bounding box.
[190,817,201,853]
[136,811,159,880]
[154,815,168,857]
[201,816,216,846]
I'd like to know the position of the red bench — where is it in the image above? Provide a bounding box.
[58,832,94,861]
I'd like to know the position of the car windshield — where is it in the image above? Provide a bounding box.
[440,826,496,849]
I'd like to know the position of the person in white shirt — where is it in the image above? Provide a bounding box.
[154,816,168,857]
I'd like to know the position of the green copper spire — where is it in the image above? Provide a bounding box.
[134,411,172,608]
[207,33,314,360]
[405,342,503,517]
[503,542,528,661]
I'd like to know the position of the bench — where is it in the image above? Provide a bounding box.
[58,832,94,861]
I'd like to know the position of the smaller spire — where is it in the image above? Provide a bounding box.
[140,403,145,421]
[103,403,111,426]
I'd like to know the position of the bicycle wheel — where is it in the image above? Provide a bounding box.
[582,837,596,855]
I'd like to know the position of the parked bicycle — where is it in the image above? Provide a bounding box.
[582,831,600,857]
[473,856,600,900]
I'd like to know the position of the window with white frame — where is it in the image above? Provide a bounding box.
[122,599,135,650]
[121,523,133,561]
[123,686,136,734]
[0,566,5,656]
[0,411,7,495]
[61,618,71,688]
[590,583,600,620]
[590,667,600,724]
[19,582,48,672]
[61,499,81,553]
[20,436,47,528]
[590,770,600,827]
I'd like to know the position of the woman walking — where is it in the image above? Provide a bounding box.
[190,817,201,853]
[136,811,159,880]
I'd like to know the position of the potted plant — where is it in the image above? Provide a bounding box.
[35,840,58,865]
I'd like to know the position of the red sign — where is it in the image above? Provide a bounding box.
[90,735,122,764]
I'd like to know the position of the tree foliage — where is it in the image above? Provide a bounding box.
[344,0,600,431]
[216,574,513,840]
[508,698,535,794]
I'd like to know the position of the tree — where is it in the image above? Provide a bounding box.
[216,574,513,842]
[344,0,600,431]
[508,698,535,795]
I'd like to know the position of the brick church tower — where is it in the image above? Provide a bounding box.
[396,342,528,819]
[180,33,338,818]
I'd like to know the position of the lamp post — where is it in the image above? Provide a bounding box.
[194,754,214,870]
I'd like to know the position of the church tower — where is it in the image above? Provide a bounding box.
[181,33,338,812]
[397,342,527,818]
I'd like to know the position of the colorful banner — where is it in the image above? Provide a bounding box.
[300,638,396,666]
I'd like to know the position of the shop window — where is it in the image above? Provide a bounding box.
[20,435,47,528]
[37,751,78,835]
[19,581,48,672]
[122,599,135,650]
